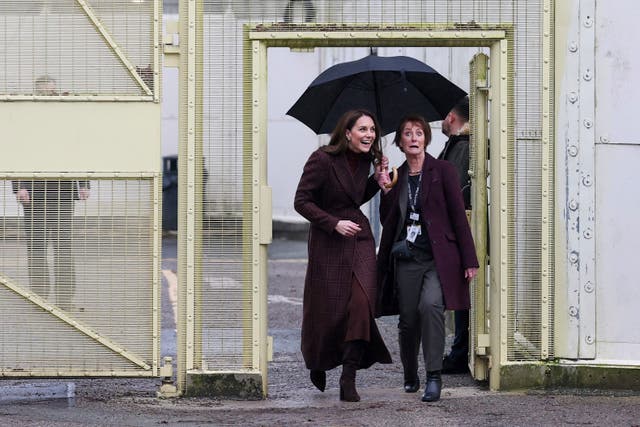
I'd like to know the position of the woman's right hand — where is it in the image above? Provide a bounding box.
[335,220,362,237]
[374,156,389,179]
[374,158,391,191]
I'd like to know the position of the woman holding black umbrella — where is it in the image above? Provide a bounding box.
[376,114,478,402]
[294,109,392,402]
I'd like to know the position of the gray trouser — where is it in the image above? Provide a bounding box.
[396,252,445,379]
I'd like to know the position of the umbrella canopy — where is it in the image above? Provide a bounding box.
[287,54,468,135]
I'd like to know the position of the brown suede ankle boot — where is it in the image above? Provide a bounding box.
[340,341,364,402]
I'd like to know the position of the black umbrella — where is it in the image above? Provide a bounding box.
[287,54,468,135]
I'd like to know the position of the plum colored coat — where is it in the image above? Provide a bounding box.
[295,149,391,371]
[377,154,479,316]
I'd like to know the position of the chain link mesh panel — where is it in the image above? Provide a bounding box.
[0,0,156,97]
[0,178,156,375]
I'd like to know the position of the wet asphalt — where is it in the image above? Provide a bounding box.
[1,236,639,426]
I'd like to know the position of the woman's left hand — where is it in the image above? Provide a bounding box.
[465,267,479,282]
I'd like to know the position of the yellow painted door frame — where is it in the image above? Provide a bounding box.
[246,26,513,393]
[468,52,490,381]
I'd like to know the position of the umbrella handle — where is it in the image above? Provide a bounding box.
[384,167,398,189]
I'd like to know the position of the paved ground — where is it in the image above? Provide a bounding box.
[1,237,639,426]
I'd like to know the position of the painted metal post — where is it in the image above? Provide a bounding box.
[469,52,490,381]
[576,0,596,359]
[560,0,582,359]
[562,0,596,360]
[489,38,511,390]
[251,38,271,394]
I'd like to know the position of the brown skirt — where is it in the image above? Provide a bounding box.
[345,274,371,342]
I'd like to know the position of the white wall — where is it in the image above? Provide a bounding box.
[593,2,640,363]
[267,46,480,224]
[162,66,179,157]
[267,48,322,223]
[595,144,640,363]
[162,14,179,158]
[556,0,640,363]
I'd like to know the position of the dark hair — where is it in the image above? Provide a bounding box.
[392,115,432,152]
[451,96,469,122]
[322,109,383,164]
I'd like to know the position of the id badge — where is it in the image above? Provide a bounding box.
[406,224,421,243]
[409,212,420,222]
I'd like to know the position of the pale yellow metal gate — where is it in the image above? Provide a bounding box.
[181,0,554,395]
[469,52,490,381]
[0,1,162,378]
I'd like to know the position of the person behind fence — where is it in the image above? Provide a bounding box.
[438,95,473,374]
[375,114,478,402]
[12,75,90,310]
[294,109,392,402]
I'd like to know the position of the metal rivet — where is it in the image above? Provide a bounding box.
[585,281,595,293]
[583,69,593,81]
[583,119,593,129]
[569,306,578,317]
[582,175,592,187]
[568,92,578,103]
[584,16,593,28]
[583,228,593,239]
[568,145,578,156]
[569,199,579,211]
[569,252,579,264]
[585,335,594,344]
[568,42,578,52]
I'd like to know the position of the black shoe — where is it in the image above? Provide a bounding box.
[421,371,442,402]
[310,370,326,392]
[404,377,420,393]
[441,356,469,374]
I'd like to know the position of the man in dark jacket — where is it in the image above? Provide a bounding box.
[12,75,90,310]
[13,180,90,310]
[438,96,471,374]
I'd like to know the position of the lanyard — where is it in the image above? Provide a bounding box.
[408,172,422,214]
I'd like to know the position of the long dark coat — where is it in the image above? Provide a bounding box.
[376,154,479,316]
[294,148,391,371]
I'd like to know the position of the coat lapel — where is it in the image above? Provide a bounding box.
[352,157,370,201]
[332,152,359,205]
[393,163,409,242]
[420,154,437,208]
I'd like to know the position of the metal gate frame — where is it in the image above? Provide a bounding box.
[245,26,521,393]
[469,52,490,381]
[0,0,163,378]
[0,173,162,378]
[178,23,521,396]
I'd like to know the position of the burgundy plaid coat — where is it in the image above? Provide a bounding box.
[294,149,391,371]
[377,154,479,316]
